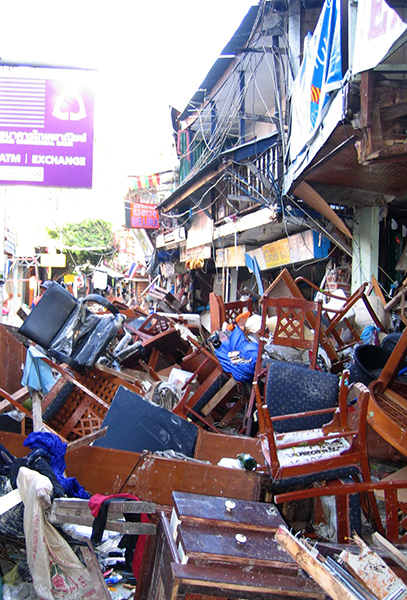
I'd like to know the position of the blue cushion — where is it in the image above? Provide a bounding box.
[264,361,339,432]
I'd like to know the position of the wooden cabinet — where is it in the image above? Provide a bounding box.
[136,492,325,600]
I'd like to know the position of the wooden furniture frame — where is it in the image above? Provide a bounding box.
[274,478,407,545]
[172,338,239,432]
[368,325,407,458]
[258,296,323,370]
[48,497,156,536]
[209,292,253,333]
[262,268,339,364]
[295,277,386,351]
[135,502,325,600]
[0,360,146,442]
[253,379,384,538]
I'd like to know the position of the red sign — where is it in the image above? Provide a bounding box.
[130,203,159,229]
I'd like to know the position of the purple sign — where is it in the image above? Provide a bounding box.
[0,70,94,188]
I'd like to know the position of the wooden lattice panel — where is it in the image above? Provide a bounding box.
[275,307,307,342]
[47,371,120,441]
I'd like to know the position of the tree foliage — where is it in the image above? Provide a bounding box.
[46,218,118,275]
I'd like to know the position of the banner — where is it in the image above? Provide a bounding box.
[133,174,160,189]
[352,0,407,75]
[289,0,342,161]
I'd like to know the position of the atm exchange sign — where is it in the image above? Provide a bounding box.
[0,67,94,188]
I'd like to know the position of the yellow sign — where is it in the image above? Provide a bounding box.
[262,238,290,269]
[39,254,66,268]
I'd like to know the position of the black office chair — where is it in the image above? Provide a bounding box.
[19,282,125,373]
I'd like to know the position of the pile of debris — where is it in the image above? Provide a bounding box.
[0,270,405,599]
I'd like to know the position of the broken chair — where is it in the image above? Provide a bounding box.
[295,276,386,352]
[172,337,240,432]
[209,292,253,333]
[19,282,125,373]
[253,376,385,541]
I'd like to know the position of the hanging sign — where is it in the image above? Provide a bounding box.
[0,66,94,188]
[130,202,159,229]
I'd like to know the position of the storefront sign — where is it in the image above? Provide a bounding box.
[181,244,211,262]
[247,230,330,271]
[130,202,159,229]
[40,253,66,267]
[0,66,94,188]
[215,245,246,268]
[263,238,291,269]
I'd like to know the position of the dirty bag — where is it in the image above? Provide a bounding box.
[17,467,98,600]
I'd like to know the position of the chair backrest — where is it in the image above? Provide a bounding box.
[19,282,79,349]
[19,283,124,372]
[264,362,338,432]
[209,292,253,333]
[260,296,323,370]
[254,377,370,482]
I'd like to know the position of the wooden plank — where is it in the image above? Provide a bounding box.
[339,534,407,600]
[51,514,155,535]
[66,427,108,453]
[275,526,359,600]
[31,391,43,431]
[293,181,352,239]
[65,445,148,496]
[51,497,155,515]
[194,428,265,467]
[80,539,111,600]
[123,452,261,506]
[200,377,236,416]
[372,532,407,573]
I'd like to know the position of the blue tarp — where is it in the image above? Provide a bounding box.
[215,327,258,382]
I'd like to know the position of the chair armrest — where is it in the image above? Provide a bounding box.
[81,294,119,314]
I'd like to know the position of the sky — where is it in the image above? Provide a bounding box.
[0,0,257,239]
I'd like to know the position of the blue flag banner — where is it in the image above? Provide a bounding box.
[289,0,343,162]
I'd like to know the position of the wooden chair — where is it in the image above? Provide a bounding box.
[259,296,322,370]
[242,295,323,434]
[295,277,386,351]
[209,292,253,333]
[262,269,340,365]
[172,337,240,432]
[0,360,146,442]
[368,325,407,459]
[274,478,407,545]
[253,377,385,540]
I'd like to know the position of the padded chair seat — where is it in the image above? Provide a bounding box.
[270,466,361,493]
[265,361,339,432]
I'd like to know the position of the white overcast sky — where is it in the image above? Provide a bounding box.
[1,1,256,175]
[0,1,256,238]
